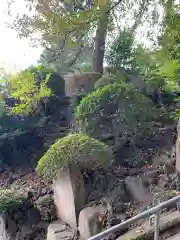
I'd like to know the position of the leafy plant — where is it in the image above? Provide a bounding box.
[0,189,27,213]
[106,30,135,70]
[7,67,52,116]
[37,133,114,180]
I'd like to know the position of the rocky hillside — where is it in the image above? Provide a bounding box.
[0,70,179,239]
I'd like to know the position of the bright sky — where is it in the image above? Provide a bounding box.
[0,0,42,74]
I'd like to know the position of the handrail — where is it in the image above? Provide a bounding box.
[88,194,180,240]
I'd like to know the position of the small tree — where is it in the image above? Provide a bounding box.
[36,133,114,181]
[106,30,135,71]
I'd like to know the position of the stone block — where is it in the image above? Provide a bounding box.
[47,221,73,240]
[0,215,8,240]
[53,166,86,229]
[65,72,101,97]
[125,176,151,202]
[176,133,180,172]
[78,205,106,240]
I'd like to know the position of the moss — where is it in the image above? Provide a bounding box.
[35,195,53,208]
[37,133,114,180]
[75,82,158,141]
[0,189,27,213]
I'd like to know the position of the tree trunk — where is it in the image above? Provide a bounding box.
[92,1,109,73]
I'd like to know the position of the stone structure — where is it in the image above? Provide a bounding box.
[125,176,151,203]
[47,221,73,240]
[0,216,8,240]
[64,72,101,97]
[78,205,106,240]
[176,120,180,173]
[53,166,86,230]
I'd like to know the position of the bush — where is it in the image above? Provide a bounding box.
[37,133,114,180]
[0,189,27,213]
[75,83,158,143]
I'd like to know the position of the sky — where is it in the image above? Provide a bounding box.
[0,0,42,74]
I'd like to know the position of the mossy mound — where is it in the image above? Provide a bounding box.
[75,83,158,144]
[37,133,114,180]
[0,189,27,213]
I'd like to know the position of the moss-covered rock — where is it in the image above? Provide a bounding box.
[75,83,158,149]
[35,195,56,221]
[95,74,117,89]
[37,133,114,180]
[95,74,128,90]
[0,189,27,213]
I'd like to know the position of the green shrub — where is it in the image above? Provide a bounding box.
[0,189,27,213]
[37,133,114,180]
[75,83,158,142]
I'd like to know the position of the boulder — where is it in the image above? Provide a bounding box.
[78,205,106,240]
[53,166,86,229]
[141,170,159,186]
[125,176,151,202]
[152,146,176,167]
[110,181,130,203]
[65,72,101,97]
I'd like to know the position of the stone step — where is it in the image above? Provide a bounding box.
[47,221,73,240]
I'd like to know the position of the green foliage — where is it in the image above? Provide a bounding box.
[75,83,158,141]
[106,31,135,70]
[105,30,158,77]
[7,67,52,116]
[0,189,27,213]
[160,5,180,61]
[37,133,114,180]
[0,94,6,118]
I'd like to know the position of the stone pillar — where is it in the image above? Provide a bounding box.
[176,122,180,172]
[53,166,86,230]
[78,205,106,240]
[0,215,8,240]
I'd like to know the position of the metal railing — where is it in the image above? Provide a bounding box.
[88,194,180,240]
